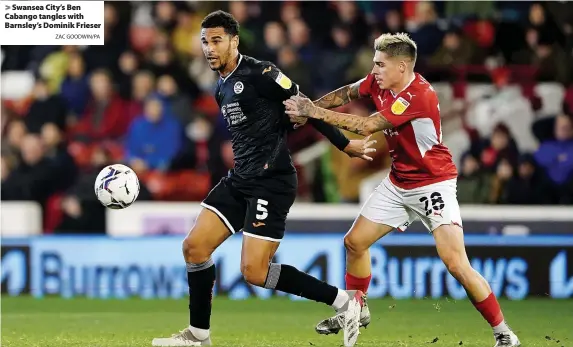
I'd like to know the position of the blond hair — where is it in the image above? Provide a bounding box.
[374,32,417,63]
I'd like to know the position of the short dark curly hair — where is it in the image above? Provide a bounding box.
[201,10,240,37]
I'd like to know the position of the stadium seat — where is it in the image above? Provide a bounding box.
[465,84,496,103]
[2,95,32,116]
[463,20,495,48]
[432,82,455,110]
[0,71,35,100]
[142,170,210,201]
[67,142,93,168]
[194,94,220,118]
[101,141,125,163]
[565,86,573,114]
[44,193,64,233]
[534,83,566,118]
[173,170,211,201]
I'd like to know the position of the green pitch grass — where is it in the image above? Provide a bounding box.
[2,296,572,347]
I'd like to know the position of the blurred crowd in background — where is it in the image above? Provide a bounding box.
[1,1,573,234]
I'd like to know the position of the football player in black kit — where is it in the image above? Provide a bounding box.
[152,11,376,347]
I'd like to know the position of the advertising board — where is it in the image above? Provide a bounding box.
[2,235,572,300]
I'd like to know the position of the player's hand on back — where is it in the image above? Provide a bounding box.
[290,115,308,129]
[284,95,316,119]
[343,134,377,161]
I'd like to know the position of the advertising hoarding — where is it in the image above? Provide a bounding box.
[2,235,572,300]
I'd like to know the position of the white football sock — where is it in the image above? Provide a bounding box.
[189,325,210,340]
[493,321,510,334]
[331,289,350,311]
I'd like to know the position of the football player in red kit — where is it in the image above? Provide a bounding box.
[284,33,520,347]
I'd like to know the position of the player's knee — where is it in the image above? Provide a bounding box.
[182,233,212,264]
[441,254,468,279]
[240,262,267,287]
[344,233,367,255]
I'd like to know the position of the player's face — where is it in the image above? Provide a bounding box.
[371,51,405,90]
[201,27,238,72]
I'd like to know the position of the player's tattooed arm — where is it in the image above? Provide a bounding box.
[313,80,362,109]
[284,95,393,136]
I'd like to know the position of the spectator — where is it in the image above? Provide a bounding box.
[60,53,90,119]
[489,158,515,204]
[70,69,129,142]
[501,153,555,204]
[528,3,565,47]
[3,120,27,156]
[24,79,68,133]
[381,9,406,34]
[512,27,538,64]
[228,1,259,56]
[41,123,77,192]
[260,21,287,62]
[172,8,201,60]
[83,3,125,72]
[280,2,301,25]
[116,51,140,100]
[332,1,370,47]
[533,35,570,85]
[408,1,444,58]
[156,74,194,126]
[1,134,59,204]
[319,24,356,91]
[125,97,183,172]
[38,45,81,93]
[1,152,18,183]
[347,27,384,82]
[287,19,317,67]
[153,1,178,34]
[479,123,520,172]
[125,70,156,121]
[457,153,492,204]
[534,113,573,203]
[277,46,313,98]
[429,27,481,68]
[143,46,199,98]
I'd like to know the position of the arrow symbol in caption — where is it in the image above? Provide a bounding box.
[5,5,9,10]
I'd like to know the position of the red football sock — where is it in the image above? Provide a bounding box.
[345,272,371,294]
[473,293,504,327]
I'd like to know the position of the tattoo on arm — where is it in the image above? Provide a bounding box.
[313,81,362,109]
[309,109,393,136]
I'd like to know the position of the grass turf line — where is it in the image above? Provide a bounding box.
[2,296,572,347]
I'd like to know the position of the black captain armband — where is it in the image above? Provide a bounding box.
[308,118,350,151]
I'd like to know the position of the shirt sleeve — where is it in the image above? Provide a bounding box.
[382,93,435,128]
[358,74,375,97]
[255,63,300,101]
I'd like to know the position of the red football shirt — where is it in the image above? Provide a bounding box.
[358,72,458,189]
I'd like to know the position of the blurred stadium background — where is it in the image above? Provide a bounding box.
[1,1,572,346]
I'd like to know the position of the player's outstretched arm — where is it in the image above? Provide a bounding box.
[313,80,363,109]
[297,92,377,161]
[285,96,392,136]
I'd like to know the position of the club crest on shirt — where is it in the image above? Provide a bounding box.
[233,81,244,94]
[391,97,410,115]
[275,72,292,89]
